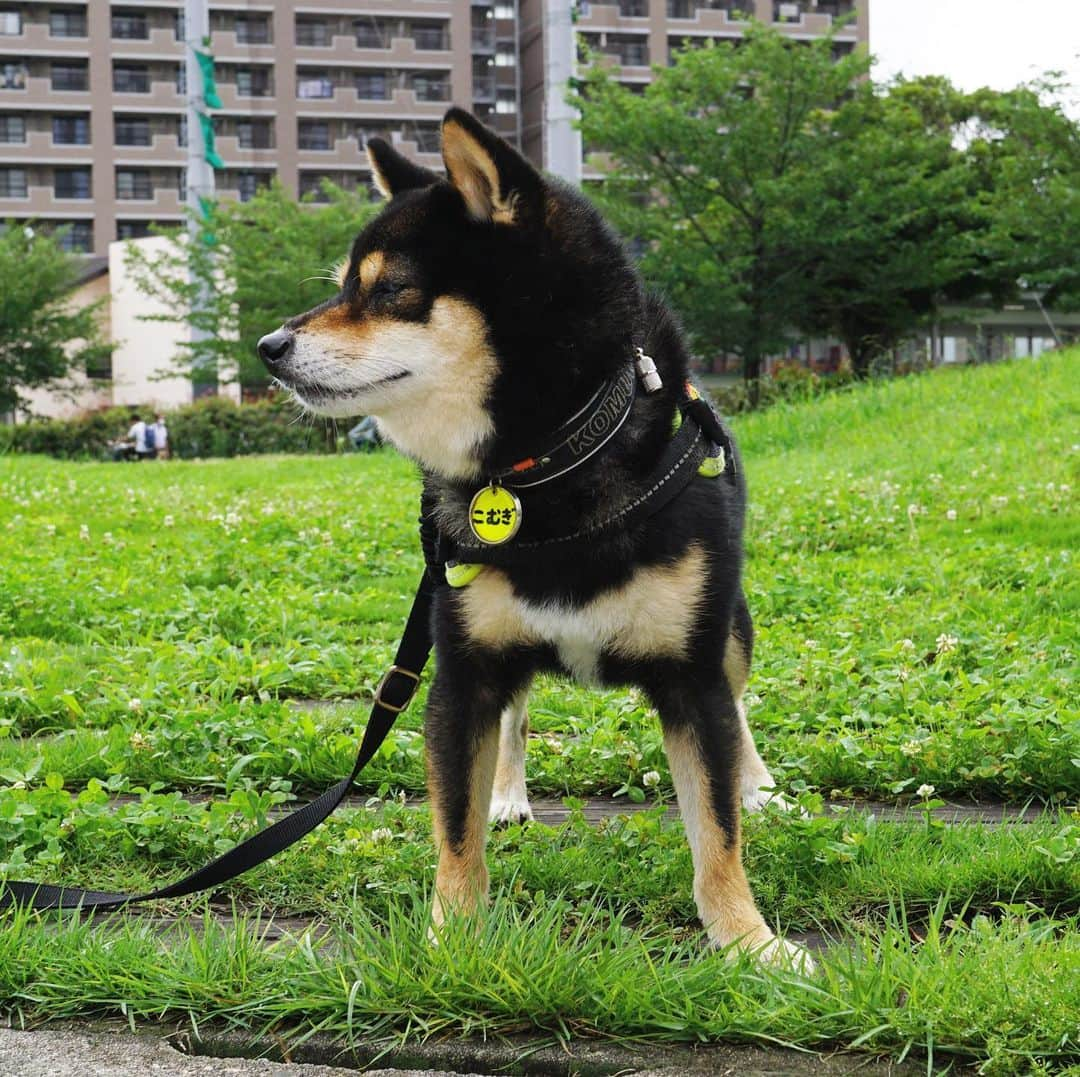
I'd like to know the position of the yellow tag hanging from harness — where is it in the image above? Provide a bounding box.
[468,484,522,545]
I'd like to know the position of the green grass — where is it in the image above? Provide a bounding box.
[1,351,1079,1070]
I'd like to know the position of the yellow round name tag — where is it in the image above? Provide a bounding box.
[468,484,522,546]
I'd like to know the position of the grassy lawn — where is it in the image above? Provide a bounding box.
[0,350,1078,1072]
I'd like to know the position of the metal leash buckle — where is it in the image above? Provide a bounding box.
[374,665,422,713]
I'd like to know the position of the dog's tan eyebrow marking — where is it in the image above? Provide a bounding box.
[358,251,385,289]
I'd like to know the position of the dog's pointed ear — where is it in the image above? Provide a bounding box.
[366,137,440,200]
[441,108,543,227]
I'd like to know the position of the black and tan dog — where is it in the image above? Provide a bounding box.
[258,109,806,967]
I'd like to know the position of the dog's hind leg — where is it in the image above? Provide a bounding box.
[726,595,790,813]
[653,674,811,970]
[489,683,533,825]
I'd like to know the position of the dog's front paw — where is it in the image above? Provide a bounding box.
[488,792,533,825]
[754,935,816,974]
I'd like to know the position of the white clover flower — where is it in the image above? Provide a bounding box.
[103,531,114,544]
[129,730,151,750]
[79,524,90,540]
[371,827,393,842]
[916,783,936,799]
[990,495,1009,508]
[163,514,175,528]
[128,697,142,712]
[642,770,661,788]
[900,740,921,756]
[900,639,915,652]
[898,668,909,683]
[945,509,957,521]
[935,633,959,655]
[225,512,241,526]
[45,524,56,536]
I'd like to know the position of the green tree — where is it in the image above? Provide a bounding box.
[573,23,869,383]
[796,77,987,376]
[0,224,113,417]
[964,80,1080,314]
[124,181,379,391]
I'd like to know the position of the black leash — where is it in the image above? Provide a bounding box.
[0,570,438,912]
[0,382,734,913]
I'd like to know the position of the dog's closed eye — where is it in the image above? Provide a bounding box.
[370,279,406,302]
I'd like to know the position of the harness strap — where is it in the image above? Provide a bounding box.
[449,406,713,567]
[0,570,439,912]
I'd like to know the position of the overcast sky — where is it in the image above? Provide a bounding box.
[870,0,1079,110]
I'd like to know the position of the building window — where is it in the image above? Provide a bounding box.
[235,15,270,44]
[50,9,87,37]
[494,4,515,17]
[113,65,150,93]
[1,62,27,89]
[0,10,21,35]
[234,171,267,202]
[176,65,187,94]
[115,116,151,146]
[235,68,271,97]
[0,113,24,142]
[355,125,388,149]
[174,11,185,40]
[406,124,440,153]
[296,18,330,47]
[58,219,92,253]
[354,18,386,49]
[298,120,331,151]
[51,63,87,91]
[52,114,90,145]
[495,47,515,67]
[111,11,149,40]
[411,21,448,50]
[117,220,154,241]
[356,72,388,100]
[0,166,26,196]
[495,90,517,114]
[412,74,449,102]
[116,169,153,200]
[297,72,333,99]
[54,167,91,199]
[236,119,272,149]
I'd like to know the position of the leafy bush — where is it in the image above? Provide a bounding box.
[710,361,854,414]
[0,396,338,460]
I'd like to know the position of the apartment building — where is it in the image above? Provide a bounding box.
[0,0,865,257]
[0,0,523,256]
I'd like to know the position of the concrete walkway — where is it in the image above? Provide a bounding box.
[0,1023,921,1077]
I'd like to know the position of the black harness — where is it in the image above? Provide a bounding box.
[0,369,732,913]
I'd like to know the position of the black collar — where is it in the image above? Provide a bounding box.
[490,364,637,489]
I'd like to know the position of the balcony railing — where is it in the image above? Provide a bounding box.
[412,28,449,50]
[667,1,731,16]
[774,0,855,19]
[471,27,495,49]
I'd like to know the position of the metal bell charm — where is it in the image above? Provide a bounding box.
[634,346,663,394]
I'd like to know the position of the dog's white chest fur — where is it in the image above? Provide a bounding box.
[457,546,706,680]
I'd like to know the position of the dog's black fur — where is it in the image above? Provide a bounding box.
[259,109,802,964]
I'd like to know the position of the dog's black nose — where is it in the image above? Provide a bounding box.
[257,328,295,369]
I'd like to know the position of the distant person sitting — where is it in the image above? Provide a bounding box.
[151,413,169,459]
[127,414,154,462]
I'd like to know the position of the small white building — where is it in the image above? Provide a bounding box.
[19,235,237,421]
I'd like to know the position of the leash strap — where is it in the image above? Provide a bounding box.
[0,570,439,912]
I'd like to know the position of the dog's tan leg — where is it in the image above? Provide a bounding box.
[725,616,795,814]
[663,715,811,970]
[489,685,533,825]
[429,720,499,931]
